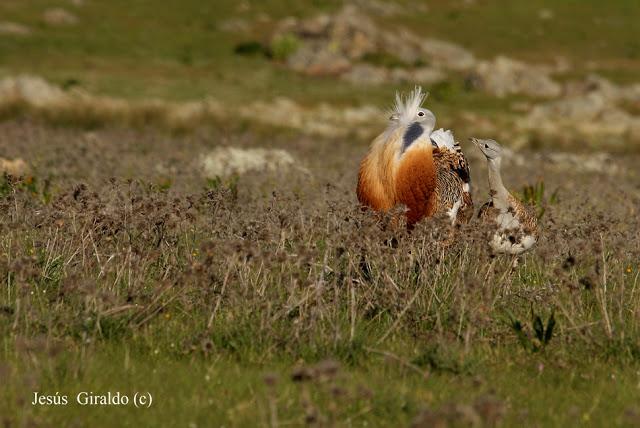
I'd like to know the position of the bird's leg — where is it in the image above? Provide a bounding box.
[511,256,519,269]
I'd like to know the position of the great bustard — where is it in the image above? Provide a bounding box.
[430,129,473,225]
[356,87,473,228]
[471,138,538,254]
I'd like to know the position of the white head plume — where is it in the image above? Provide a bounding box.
[389,86,432,128]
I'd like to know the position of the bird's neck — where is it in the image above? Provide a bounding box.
[487,158,509,202]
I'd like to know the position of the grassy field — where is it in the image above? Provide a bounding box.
[2,1,640,427]
[2,0,640,104]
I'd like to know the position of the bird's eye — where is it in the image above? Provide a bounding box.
[484,144,489,148]
[417,111,425,117]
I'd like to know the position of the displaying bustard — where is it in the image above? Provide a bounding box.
[471,138,538,254]
[357,87,473,228]
[430,128,473,225]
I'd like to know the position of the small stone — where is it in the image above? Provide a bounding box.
[0,158,30,177]
[421,38,476,71]
[0,21,31,36]
[538,8,554,20]
[474,56,561,98]
[43,8,78,26]
[0,75,69,107]
[342,64,388,85]
[200,147,302,178]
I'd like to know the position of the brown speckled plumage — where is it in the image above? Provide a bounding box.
[472,137,539,255]
[433,145,473,224]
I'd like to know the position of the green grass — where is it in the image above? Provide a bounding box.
[3,343,639,427]
[1,0,639,105]
[1,165,640,426]
[394,0,640,63]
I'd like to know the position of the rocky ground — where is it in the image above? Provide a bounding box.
[1,2,640,150]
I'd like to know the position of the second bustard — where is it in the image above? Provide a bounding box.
[471,138,538,254]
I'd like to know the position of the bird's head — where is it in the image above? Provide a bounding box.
[388,87,436,152]
[471,138,503,160]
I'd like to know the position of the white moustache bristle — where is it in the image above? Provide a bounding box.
[390,86,427,126]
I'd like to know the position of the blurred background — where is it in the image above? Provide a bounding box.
[1,0,640,152]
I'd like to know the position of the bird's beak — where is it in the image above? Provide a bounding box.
[469,137,480,147]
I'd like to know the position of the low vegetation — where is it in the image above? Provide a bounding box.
[1,120,640,425]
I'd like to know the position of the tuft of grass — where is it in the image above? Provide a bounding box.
[269,33,301,62]
[521,179,559,219]
[505,308,556,353]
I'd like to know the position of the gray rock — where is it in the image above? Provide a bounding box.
[200,147,303,178]
[0,21,31,36]
[407,67,447,84]
[342,64,389,85]
[286,45,352,76]
[0,157,30,177]
[43,8,78,26]
[0,75,69,107]
[421,38,476,71]
[272,5,476,78]
[474,56,561,98]
[517,89,640,141]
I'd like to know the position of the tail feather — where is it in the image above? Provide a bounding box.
[430,128,456,150]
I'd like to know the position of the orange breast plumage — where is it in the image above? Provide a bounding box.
[356,87,452,228]
[394,147,437,226]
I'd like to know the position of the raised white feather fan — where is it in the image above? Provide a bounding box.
[430,128,456,149]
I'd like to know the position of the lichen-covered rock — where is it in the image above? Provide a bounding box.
[517,89,640,142]
[0,157,30,177]
[420,38,476,71]
[473,56,561,98]
[564,74,640,104]
[200,147,301,178]
[341,64,389,85]
[271,5,475,81]
[43,8,78,26]
[342,64,447,86]
[236,97,381,138]
[0,21,31,36]
[286,46,352,76]
[392,67,447,85]
[0,75,69,107]
[542,152,620,175]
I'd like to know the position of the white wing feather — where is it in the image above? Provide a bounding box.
[430,128,456,150]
